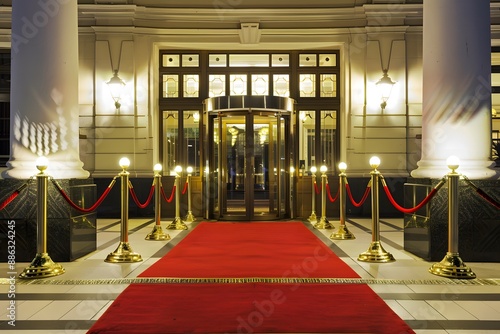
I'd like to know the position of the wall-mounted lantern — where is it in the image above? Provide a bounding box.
[106,70,126,110]
[376,69,396,111]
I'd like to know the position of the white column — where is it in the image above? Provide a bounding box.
[2,0,89,179]
[411,0,496,179]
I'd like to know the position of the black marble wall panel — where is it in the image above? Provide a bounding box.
[344,177,406,218]
[94,176,202,219]
[94,177,160,218]
[160,176,176,218]
[94,176,406,219]
[404,178,500,262]
[0,178,96,262]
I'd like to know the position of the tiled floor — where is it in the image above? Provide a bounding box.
[1,217,500,333]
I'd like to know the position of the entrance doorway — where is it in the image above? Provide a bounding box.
[202,96,295,220]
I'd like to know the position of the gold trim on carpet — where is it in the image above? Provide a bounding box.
[2,277,500,286]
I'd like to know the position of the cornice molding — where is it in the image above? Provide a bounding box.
[0,2,499,38]
[76,3,423,29]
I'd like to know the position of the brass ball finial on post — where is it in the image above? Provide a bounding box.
[105,158,143,263]
[358,156,395,263]
[145,163,170,241]
[429,156,476,279]
[20,157,65,279]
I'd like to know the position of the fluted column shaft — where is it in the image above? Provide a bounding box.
[412,0,495,179]
[3,0,88,179]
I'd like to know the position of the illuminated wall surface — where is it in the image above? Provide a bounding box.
[0,1,498,180]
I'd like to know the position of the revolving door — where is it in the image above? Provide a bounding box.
[203,96,296,220]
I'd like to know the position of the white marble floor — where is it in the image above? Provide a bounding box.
[0,217,499,333]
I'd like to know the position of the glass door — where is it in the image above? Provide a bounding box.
[202,96,295,221]
[223,115,247,217]
[209,111,285,220]
[253,115,279,218]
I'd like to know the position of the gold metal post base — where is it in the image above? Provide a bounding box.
[308,212,317,223]
[166,217,188,230]
[19,253,65,279]
[314,217,334,230]
[145,225,171,241]
[429,252,476,279]
[358,241,395,263]
[330,224,356,240]
[184,212,195,223]
[105,242,143,263]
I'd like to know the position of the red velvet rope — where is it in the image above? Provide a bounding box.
[476,188,500,210]
[161,184,176,203]
[326,183,339,203]
[382,185,438,214]
[182,180,189,195]
[59,186,113,213]
[463,176,500,210]
[129,184,155,209]
[345,183,371,207]
[0,191,19,211]
[0,180,30,211]
[314,181,320,194]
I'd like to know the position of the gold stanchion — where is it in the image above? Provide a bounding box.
[308,166,318,223]
[184,166,195,223]
[314,165,334,229]
[429,156,475,279]
[20,157,65,279]
[145,164,170,241]
[105,158,142,263]
[358,156,395,263]
[330,162,355,239]
[290,166,295,219]
[167,165,188,230]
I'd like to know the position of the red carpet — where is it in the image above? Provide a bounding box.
[139,222,359,278]
[88,222,415,333]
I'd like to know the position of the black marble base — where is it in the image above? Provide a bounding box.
[404,178,500,262]
[0,178,96,262]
